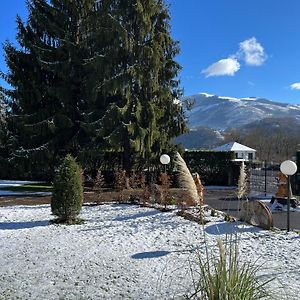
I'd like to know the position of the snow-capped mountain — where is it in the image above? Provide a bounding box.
[186,93,300,130]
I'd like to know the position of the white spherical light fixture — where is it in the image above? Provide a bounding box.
[280,160,297,176]
[160,154,170,165]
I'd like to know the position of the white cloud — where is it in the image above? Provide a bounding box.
[202,37,267,78]
[202,58,240,77]
[290,82,300,90]
[238,37,266,66]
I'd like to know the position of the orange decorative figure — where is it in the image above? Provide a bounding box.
[275,172,288,198]
[193,173,204,204]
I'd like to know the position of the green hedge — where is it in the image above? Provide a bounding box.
[293,151,300,195]
[183,150,238,185]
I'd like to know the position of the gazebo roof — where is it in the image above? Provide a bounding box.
[213,142,256,152]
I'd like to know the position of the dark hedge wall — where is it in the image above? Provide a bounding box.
[183,150,239,186]
[0,149,240,186]
[293,151,300,195]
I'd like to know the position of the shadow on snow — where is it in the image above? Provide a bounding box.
[204,222,262,235]
[131,250,171,259]
[0,220,49,230]
[114,210,161,221]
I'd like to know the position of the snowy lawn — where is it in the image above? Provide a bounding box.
[0,204,300,299]
[0,180,51,196]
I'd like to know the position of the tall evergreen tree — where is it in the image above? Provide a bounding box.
[91,0,187,173]
[0,90,5,136]
[0,88,13,178]
[2,0,113,177]
[0,90,6,155]
[2,0,187,178]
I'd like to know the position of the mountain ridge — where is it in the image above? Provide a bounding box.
[173,93,300,153]
[186,93,300,130]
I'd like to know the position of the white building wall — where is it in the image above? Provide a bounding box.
[235,150,256,161]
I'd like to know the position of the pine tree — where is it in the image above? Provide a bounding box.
[2,0,114,177]
[0,91,6,143]
[3,0,187,178]
[95,0,187,173]
[0,90,11,177]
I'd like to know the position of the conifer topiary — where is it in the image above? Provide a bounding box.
[51,155,83,223]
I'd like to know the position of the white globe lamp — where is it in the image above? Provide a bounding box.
[160,154,170,165]
[280,160,297,176]
[280,160,297,232]
[160,154,170,173]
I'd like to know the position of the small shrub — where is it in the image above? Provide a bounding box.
[129,171,140,189]
[93,169,105,203]
[51,155,83,223]
[139,172,146,189]
[94,169,105,192]
[159,172,171,208]
[93,169,106,203]
[141,184,151,205]
[114,170,127,201]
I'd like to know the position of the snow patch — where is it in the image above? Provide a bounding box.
[241,97,257,101]
[198,92,215,97]
[218,96,240,102]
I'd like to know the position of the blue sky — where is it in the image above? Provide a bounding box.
[1,1,300,103]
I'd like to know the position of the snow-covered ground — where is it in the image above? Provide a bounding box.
[0,180,39,187]
[0,204,299,299]
[0,180,51,196]
[0,190,51,196]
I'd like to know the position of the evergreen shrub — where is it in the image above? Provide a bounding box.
[51,155,83,223]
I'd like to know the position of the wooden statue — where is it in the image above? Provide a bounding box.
[275,172,288,198]
[194,173,204,204]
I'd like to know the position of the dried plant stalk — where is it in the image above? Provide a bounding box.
[174,152,200,205]
[238,161,248,199]
[94,169,105,192]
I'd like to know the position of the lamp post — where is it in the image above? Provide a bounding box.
[264,160,267,197]
[280,160,297,232]
[160,154,170,173]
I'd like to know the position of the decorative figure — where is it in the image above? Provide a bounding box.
[275,172,288,198]
[270,171,298,209]
[193,173,204,204]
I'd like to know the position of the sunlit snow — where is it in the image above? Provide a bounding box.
[0,204,299,299]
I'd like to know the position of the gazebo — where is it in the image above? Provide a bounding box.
[213,142,256,161]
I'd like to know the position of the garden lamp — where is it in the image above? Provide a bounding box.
[280,160,297,232]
